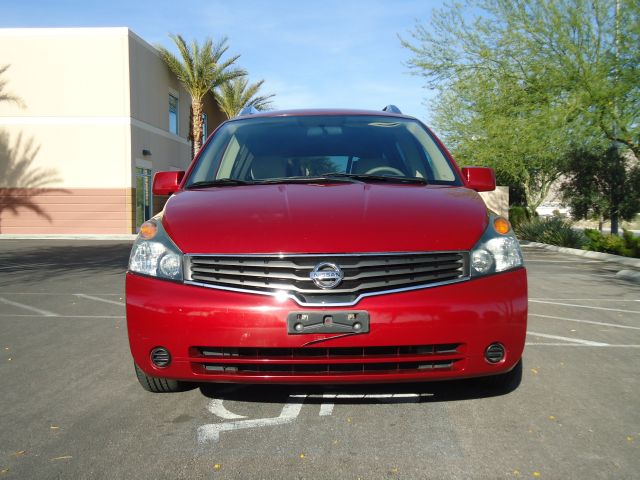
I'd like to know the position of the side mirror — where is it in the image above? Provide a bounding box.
[152,171,185,196]
[461,167,496,192]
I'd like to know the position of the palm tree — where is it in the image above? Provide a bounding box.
[215,77,275,119]
[157,35,245,157]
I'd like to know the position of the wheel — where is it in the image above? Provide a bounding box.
[134,363,188,393]
[364,166,405,176]
[480,359,523,392]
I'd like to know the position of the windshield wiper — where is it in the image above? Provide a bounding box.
[255,176,363,185]
[187,179,254,189]
[322,172,428,184]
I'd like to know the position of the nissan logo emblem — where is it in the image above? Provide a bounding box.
[309,262,344,289]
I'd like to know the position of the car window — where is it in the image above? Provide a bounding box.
[186,115,461,186]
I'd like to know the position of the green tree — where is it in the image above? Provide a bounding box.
[215,77,275,119]
[560,145,640,233]
[157,35,246,157]
[429,69,570,214]
[402,0,640,216]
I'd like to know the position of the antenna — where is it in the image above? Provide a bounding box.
[238,105,259,116]
[382,105,402,114]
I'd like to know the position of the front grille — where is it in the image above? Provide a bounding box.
[185,252,469,305]
[191,344,464,377]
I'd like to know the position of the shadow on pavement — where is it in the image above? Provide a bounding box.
[198,374,521,404]
[0,240,131,284]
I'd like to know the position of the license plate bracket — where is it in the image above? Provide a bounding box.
[287,311,370,334]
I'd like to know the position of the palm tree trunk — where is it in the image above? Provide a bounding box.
[192,100,203,159]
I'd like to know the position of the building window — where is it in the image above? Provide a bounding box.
[135,167,153,229]
[202,113,208,140]
[169,93,178,135]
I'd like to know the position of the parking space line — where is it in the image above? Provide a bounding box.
[0,297,58,317]
[527,331,608,346]
[530,300,640,314]
[207,399,248,420]
[0,292,122,296]
[525,259,599,263]
[198,398,305,444]
[530,298,640,302]
[75,294,125,307]
[0,314,124,319]
[526,343,640,348]
[319,394,335,416]
[529,313,640,330]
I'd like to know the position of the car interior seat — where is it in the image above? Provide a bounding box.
[352,157,405,175]
[250,157,291,179]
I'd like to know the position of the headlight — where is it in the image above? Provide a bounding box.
[470,215,524,277]
[129,216,183,281]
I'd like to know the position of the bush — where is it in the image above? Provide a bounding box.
[508,206,530,230]
[583,229,640,258]
[515,217,585,248]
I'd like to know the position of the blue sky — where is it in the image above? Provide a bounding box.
[1,0,445,120]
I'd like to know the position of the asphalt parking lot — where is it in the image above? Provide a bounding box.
[0,239,638,479]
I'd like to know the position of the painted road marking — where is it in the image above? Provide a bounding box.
[199,392,432,444]
[524,259,598,263]
[291,393,427,400]
[529,313,640,330]
[530,298,640,302]
[319,394,335,416]
[526,343,640,348]
[0,314,124,319]
[529,300,640,314]
[0,297,58,317]
[75,294,125,307]
[527,331,609,346]
[207,398,248,420]
[0,292,122,296]
[198,397,305,444]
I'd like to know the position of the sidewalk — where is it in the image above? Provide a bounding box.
[0,234,137,241]
[520,241,640,283]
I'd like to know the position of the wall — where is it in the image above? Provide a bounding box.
[0,28,133,233]
[0,28,226,234]
[479,186,509,219]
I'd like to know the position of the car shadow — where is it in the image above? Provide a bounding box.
[198,375,521,404]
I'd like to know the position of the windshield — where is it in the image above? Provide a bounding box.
[185,115,461,187]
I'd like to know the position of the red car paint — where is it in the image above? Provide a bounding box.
[126,109,527,385]
[161,184,488,254]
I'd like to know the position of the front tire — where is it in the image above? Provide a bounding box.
[134,363,188,393]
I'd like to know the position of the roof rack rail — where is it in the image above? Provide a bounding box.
[238,105,259,116]
[382,105,402,114]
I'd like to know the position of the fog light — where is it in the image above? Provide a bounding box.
[484,343,505,363]
[150,347,171,367]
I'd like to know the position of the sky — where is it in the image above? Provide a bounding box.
[1,0,445,121]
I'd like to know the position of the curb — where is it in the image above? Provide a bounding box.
[520,241,640,283]
[0,234,137,241]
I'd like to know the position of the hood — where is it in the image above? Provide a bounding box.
[162,184,489,254]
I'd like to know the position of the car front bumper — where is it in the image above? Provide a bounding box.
[126,268,527,384]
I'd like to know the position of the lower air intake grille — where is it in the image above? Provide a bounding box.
[190,344,464,377]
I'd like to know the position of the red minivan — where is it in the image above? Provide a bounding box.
[126,107,527,392]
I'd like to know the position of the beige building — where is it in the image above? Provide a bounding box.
[0,27,224,234]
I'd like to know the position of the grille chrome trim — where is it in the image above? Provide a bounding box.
[184,251,469,307]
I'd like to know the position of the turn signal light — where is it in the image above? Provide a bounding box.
[493,217,511,235]
[139,221,157,239]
